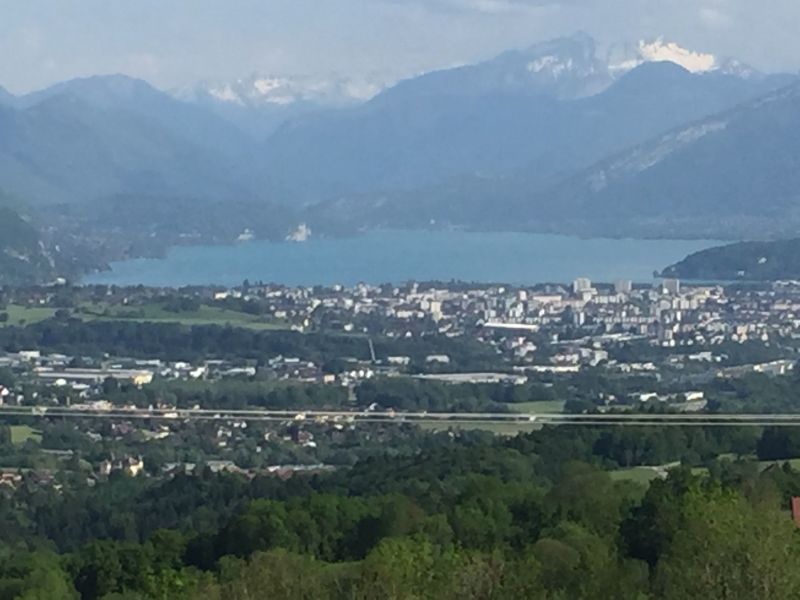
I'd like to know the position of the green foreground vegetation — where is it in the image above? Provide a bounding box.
[3,424,800,600]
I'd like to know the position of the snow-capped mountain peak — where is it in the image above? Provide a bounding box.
[718,58,759,79]
[180,35,762,114]
[637,39,717,73]
[207,83,242,105]
[610,38,759,79]
[478,32,611,98]
[527,55,577,78]
[179,74,384,109]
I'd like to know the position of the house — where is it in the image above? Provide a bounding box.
[0,470,22,489]
[98,456,145,477]
[125,457,145,477]
[386,356,411,366]
[205,460,241,474]
[425,354,451,364]
[35,367,154,386]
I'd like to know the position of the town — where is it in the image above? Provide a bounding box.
[3,276,798,383]
[1,277,799,488]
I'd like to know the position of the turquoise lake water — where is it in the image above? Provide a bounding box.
[85,230,720,287]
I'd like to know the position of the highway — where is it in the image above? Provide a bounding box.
[3,405,800,427]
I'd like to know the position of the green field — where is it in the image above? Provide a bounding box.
[709,454,800,472]
[609,466,664,485]
[609,457,800,486]
[9,425,42,445]
[77,302,290,330]
[757,458,800,471]
[509,400,566,414]
[2,305,57,327]
[3,300,293,331]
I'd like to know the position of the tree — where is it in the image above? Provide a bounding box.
[656,487,800,599]
[621,467,698,566]
[0,367,14,387]
[533,523,648,599]
[355,537,457,600]
[544,462,628,537]
[0,424,11,447]
[218,551,332,600]
[70,541,124,599]
[2,552,78,600]
[757,427,800,461]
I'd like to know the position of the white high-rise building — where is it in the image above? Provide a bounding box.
[663,279,681,295]
[572,277,592,294]
[614,280,633,295]
[428,300,443,321]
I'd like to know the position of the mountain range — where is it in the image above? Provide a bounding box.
[517,82,800,239]
[0,74,280,206]
[175,73,384,138]
[1,34,792,210]
[263,34,795,200]
[1,33,799,282]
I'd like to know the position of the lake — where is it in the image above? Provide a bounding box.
[84,230,719,287]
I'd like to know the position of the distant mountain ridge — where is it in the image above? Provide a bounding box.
[0,74,278,205]
[175,33,781,141]
[305,62,797,233]
[0,33,799,285]
[380,32,612,102]
[261,34,795,203]
[0,34,788,210]
[520,82,800,238]
[175,73,385,138]
[0,86,14,107]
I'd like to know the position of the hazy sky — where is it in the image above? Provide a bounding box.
[2,0,799,93]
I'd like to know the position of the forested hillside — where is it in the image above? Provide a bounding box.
[2,426,800,599]
[663,238,800,280]
[0,206,54,285]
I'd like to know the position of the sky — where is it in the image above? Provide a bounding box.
[1,0,799,94]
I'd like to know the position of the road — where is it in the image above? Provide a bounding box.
[2,406,800,427]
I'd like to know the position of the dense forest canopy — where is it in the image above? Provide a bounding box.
[1,423,800,599]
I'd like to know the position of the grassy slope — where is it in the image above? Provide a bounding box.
[2,305,58,326]
[1,302,290,331]
[9,425,42,445]
[80,303,290,330]
[509,400,567,414]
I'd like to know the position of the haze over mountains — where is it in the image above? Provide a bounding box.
[0,32,799,282]
[176,73,385,138]
[525,83,800,238]
[0,74,272,205]
[263,34,796,200]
